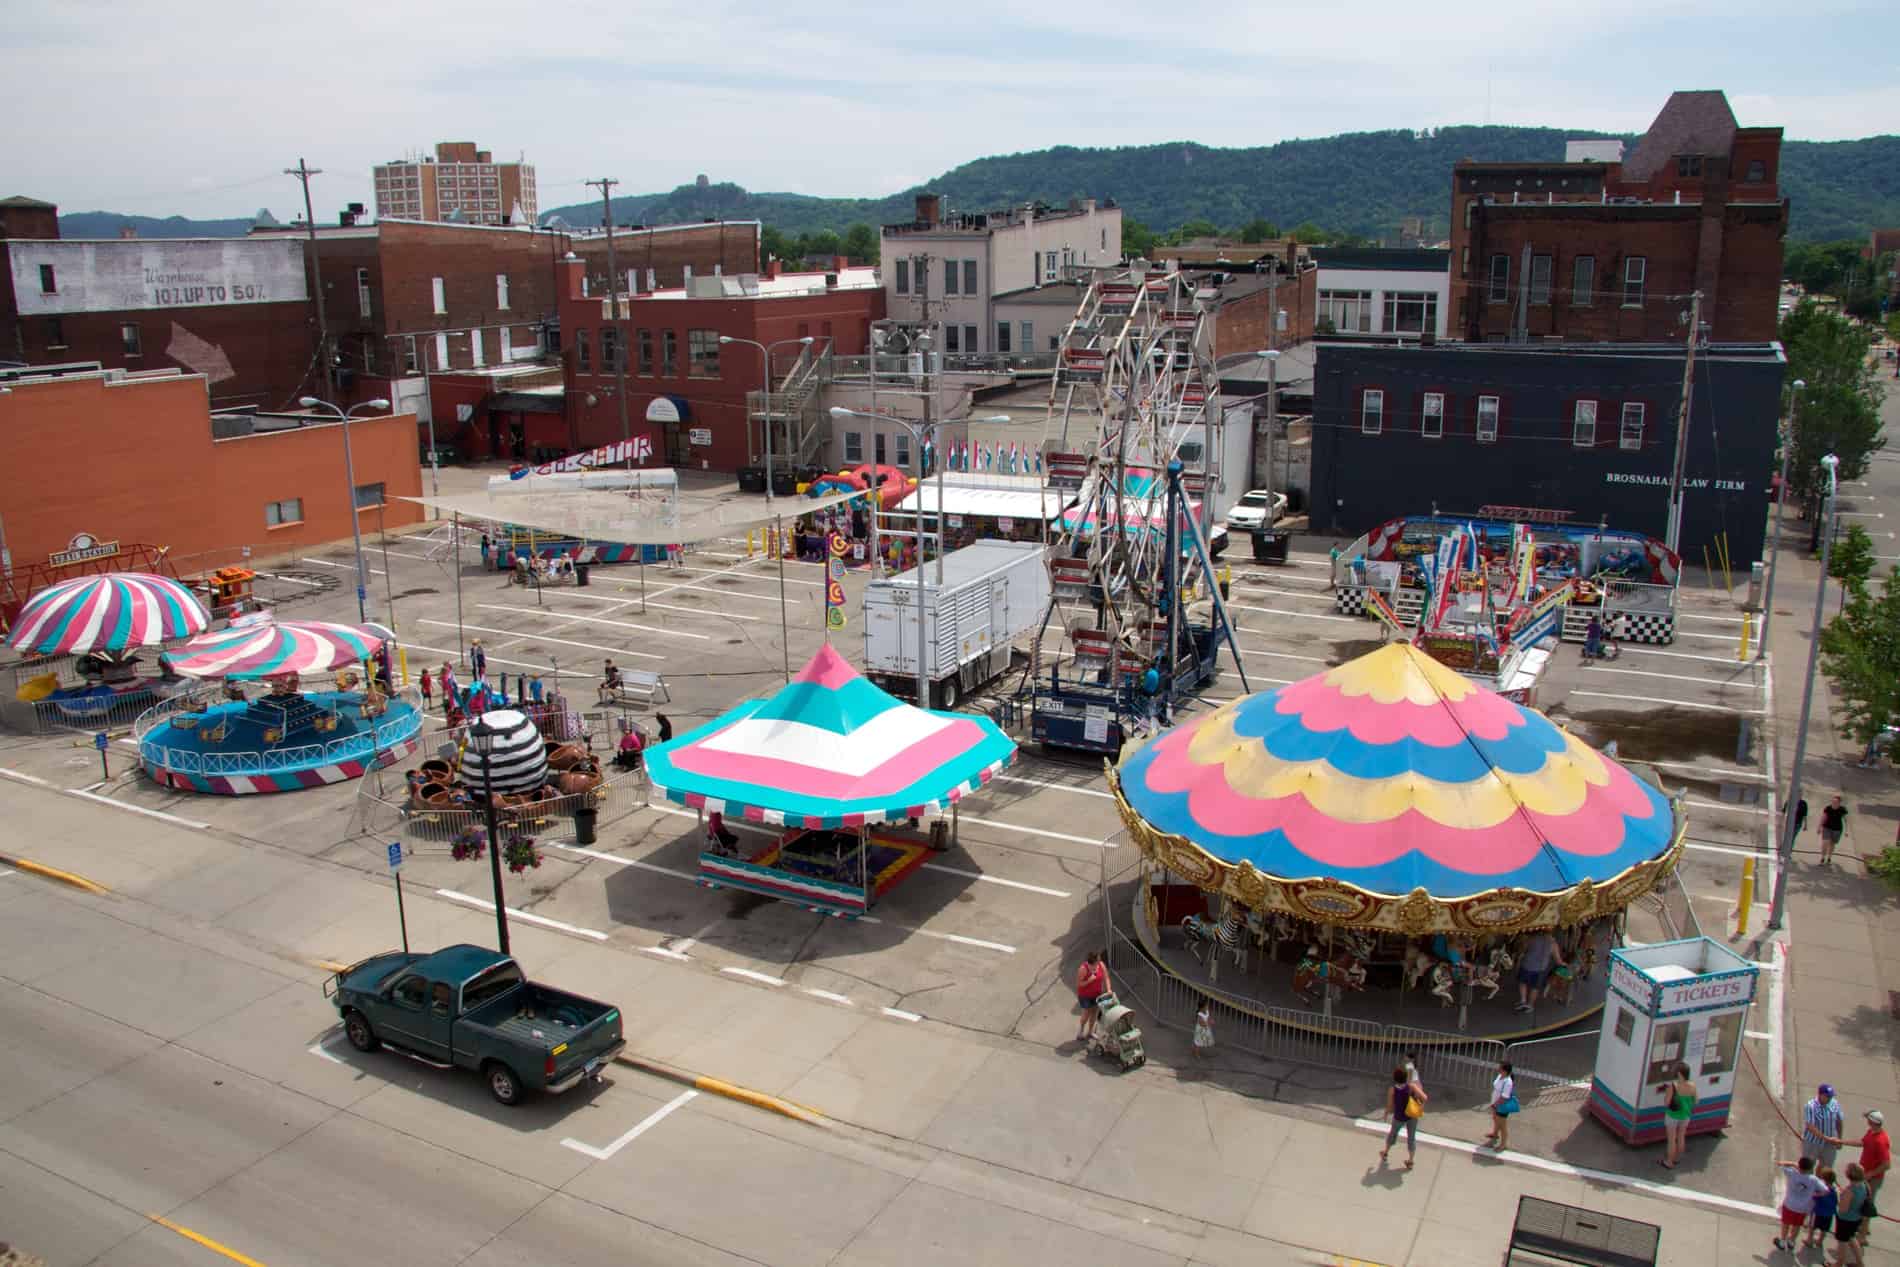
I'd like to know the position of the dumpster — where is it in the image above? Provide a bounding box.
[1250,530,1290,564]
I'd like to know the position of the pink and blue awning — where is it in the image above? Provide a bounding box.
[647,645,1017,828]
[5,572,210,656]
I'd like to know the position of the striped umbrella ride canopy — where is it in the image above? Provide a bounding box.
[164,620,386,679]
[1112,643,1683,932]
[462,709,549,795]
[6,572,210,656]
[646,644,1017,828]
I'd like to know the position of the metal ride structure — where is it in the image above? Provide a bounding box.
[1027,266,1249,754]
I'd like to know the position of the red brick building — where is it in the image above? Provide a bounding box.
[566,222,760,299]
[559,255,885,472]
[1449,91,1788,343]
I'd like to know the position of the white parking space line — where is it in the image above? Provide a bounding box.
[1227,648,1332,664]
[0,868,16,878]
[552,842,698,882]
[64,788,210,830]
[307,1029,349,1065]
[1837,510,1885,518]
[922,864,1073,898]
[1230,585,1335,603]
[400,641,600,679]
[1235,571,1331,587]
[1648,759,1768,783]
[1567,690,1758,714]
[420,619,666,662]
[954,815,1117,847]
[990,773,1113,799]
[1675,612,1746,624]
[1617,645,1754,666]
[0,767,52,787]
[804,988,854,1005]
[301,556,385,576]
[855,915,1017,953]
[671,564,823,588]
[474,603,710,641]
[882,1007,923,1022]
[637,599,764,623]
[255,571,325,589]
[1225,601,1358,624]
[1669,629,1742,643]
[720,967,785,987]
[645,577,786,605]
[562,1089,698,1161]
[1682,839,1765,859]
[1684,798,1770,816]
[433,889,609,940]
[642,945,692,961]
[1584,666,1756,688]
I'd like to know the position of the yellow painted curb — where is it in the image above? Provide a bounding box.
[613,1053,824,1126]
[0,854,110,895]
[313,959,350,974]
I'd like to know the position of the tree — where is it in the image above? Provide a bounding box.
[840,223,879,265]
[1830,523,1877,610]
[1779,301,1886,508]
[1821,564,1900,747]
[796,229,842,261]
[760,225,793,263]
[1237,218,1280,244]
[1290,221,1330,245]
[1121,218,1157,259]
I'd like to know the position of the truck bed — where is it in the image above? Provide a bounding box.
[463,984,611,1047]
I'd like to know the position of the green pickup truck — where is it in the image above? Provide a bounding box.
[324,944,625,1105]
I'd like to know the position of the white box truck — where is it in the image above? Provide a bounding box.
[863,539,1050,709]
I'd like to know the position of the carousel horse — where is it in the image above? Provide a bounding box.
[1294,944,1369,1006]
[1180,912,1215,963]
[1467,958,1505,1001]
[1404,942,1436,991]
[1429,962,1457,1007]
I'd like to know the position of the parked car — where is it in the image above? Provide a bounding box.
[1226,489,1287,533]
[324,944,624,1105]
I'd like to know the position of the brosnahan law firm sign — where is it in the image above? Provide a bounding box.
[8,239,308,315]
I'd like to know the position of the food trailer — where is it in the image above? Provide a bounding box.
[1588,938,1758,1145]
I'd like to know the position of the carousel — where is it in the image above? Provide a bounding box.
[8,572,209,724]
[1110,643,1685,1037]
[136,618,425,794]
[647,645,1016,919]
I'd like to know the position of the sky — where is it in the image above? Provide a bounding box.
[4,0,1893,222]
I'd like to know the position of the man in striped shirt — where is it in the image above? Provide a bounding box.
[1804,1084,1844,1169]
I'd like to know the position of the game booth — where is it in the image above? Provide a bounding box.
[135,618,424,794]
[1110,642,1688,1038]
[7,572,210,729]
[646,645,1017,919]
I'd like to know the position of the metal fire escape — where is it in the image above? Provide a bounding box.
[745,339,835,475]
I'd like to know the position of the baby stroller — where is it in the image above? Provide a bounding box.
[1088,992,1147,1071]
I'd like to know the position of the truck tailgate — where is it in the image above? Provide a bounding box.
[465,986,624,1089]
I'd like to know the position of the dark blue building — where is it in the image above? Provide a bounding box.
[1309,340,1785,564]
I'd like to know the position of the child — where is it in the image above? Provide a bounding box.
[1806,1167,1839,1251]
[1777,1156,1830,1252]
[418,670,434,710]
[1193,1004,1214,1060]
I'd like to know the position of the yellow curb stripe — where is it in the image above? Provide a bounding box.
[0,853,110,894]
[146,1213,271,1266]
[314,959,350,973]
[611,1053,823,1126]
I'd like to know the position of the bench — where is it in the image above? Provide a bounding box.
[601,669,669,707]
[1506,1196,1659,1267]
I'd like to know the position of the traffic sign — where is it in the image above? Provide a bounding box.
[387,841,404,872]
[93,732,108,751]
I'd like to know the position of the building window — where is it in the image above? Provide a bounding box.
[1476,395,1499,444]
[1361,389,1384,435]
[1463,200,1476,231]
[894,432,911,468]
[1745,159,1766,183]
[120,323,142,356]
[1620,402,1646,450]
[576,329,591,373]
[895,259,909,294]
[38,264,55,294]
[403,336,418,374]
[1382,291,1439,334]
[431,277,446,315]
[1318,290,1372,333]
[996,321,1011,353]
[433,332,449,370]
[599,328,619,372]
[1043,251,1057,283]
[963,259,978,294]
[496,274,510,309]
[1421,392,1444,439]
[1573,399,1598,448]
[264,497,303,527]
[1572,256,1595,307]
[1487,255,1510,304]
[357,267,372,319]
[1676,155,1703,179]
[687,329,721,378]
[943,261,959,296]
[42,316,64,348]
[963,324,978,354]
[843,431,863,463]
[945,324,960,353]
[1623,257,1646,306]
[1461,246,1470,277]
[1021,322,1034,352]
[661,330,677,377]
[1529,255,1552,305]
[353,482,386,510]
[637,328,654,375]
[469,327,485,367]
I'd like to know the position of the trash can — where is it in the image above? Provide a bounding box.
[573,806,599,845]
[575,562,591,587]
[1251,531,1289,564]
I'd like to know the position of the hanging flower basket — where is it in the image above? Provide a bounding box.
[451,826,486,862]
[503,833,542,874]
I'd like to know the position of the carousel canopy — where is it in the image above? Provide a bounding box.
[647,644,1016,828]
[1113,643,1681,930]
[6,572,210,656]
[163,619,386,679]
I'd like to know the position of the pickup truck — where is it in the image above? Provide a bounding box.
[324,944,625,1105]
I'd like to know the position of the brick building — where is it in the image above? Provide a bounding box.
[0,368,422,576]
[559,256,884,473]
[1448,91,1788,343]
[565,222,760,299]
[3,216,314,409]
[373,141,536,227]
[1207,265,1317,360]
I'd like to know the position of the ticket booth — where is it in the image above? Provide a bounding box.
[1588,938,1758,1145]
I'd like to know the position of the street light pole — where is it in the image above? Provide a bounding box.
[466,714,512,955]
[723,335,812,683]
[1767,452,1838,931]
[301,396,391,623]
[1758,380,1804,658]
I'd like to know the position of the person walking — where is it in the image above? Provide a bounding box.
[1583,613,1604,661]
[1192,1004,1214,1061]
[479,532,492,569]
[1834,1163,1872,1266]
[1806,1167,1840,1251]
[1793,796,1810,844]
[528,674,545,706]
[1660,1062,1697,1169]
[469,639,487,683]
[656,713,674,744]
[1515,931,1566,1013]
[1819,796,1848,866]
[439,662,457,705]
[1075,951,1109,1041]
[418,668,434,711]
[1483,1061,1518,1151]
[1807,1085,1847,1169]
[1380,1064,1428,1170]
[1776,1156,1830,1252]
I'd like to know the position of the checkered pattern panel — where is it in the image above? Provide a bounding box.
[1335,587,1368,616]
[1617,612,1676,645]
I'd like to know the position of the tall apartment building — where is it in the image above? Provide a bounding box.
[373,142,538,227]
[1448,91,1787,343]
[881,193,1121,356]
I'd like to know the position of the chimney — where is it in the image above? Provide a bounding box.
[561,251,586,301]
[834,255,850,273]
[915,193,941,228]
[118,224,138,240]
[766,260,782,279]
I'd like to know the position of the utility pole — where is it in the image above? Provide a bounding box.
[286,159,333,400]
[586,177,633,473]
[1757,380,1805,658]
[1663,290,1703,554]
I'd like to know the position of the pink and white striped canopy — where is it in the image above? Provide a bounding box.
[5,572,210,656]
[164,619,386,679]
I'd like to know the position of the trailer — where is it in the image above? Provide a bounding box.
[863,540,1050,710]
